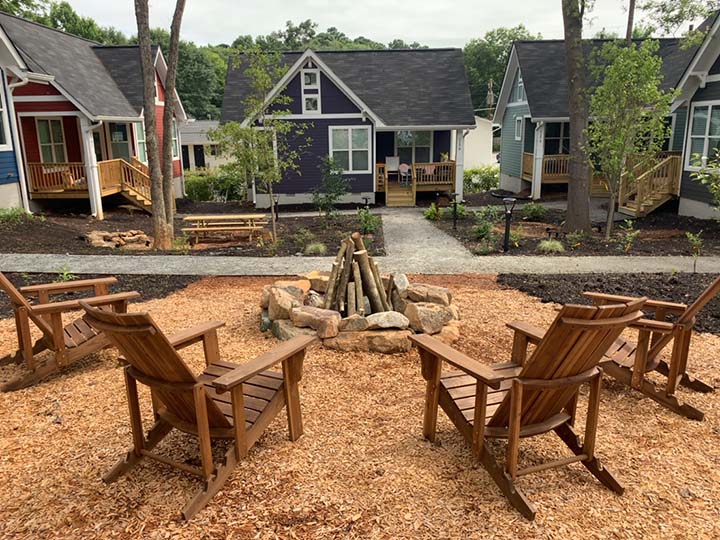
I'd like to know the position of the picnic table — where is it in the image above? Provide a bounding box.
[181,214,269,243]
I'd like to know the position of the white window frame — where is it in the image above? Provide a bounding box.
[36,117,67,163]
[172,120,179,158]
[685,100,720,171]
[328,125,371,174]
[516,73,525,102]
[515,117,523,141]
[0,72,12,151]
[134,122,147,163]
[393,130,434,164]
[301,68,322,114]
[106,122,133,161]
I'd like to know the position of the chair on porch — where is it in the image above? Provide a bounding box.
[385,156,400,183]
[581,275,720,420]
[80,301,317,520]
[0,273,140,391]
[411,298,645,520]
[399,163,412,186]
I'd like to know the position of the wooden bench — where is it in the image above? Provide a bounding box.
[181,214,268,243]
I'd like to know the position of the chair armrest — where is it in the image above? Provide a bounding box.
[20,277,118,297]
[411,334,504,389]
[631,318,676,334]
[506,321,545,344]
[31,291,140,315]
[168,321,225,350]
[583,291,687,314]
[213,335,317,393]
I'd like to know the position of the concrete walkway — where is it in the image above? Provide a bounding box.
[1,207,717,275]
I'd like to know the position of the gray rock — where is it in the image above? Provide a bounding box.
[391,289,407,313]
[305,290,325,308]
[393,273,410,297]
[268,287,302,320]
[290,306,341,338]
[406,284,452,306]
[338,314,369,332]
[323,330,412,354]
[366,311,410,330]
[271,319,316,341]
[404,302,453,334]
[260,309,272,332]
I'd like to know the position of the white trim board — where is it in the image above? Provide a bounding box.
[13,95,69,103]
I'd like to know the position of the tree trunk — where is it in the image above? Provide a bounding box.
[161,0,186,242]
[268,181,278,241]
[605,191,616,240]
[626,0,636,43]
[134,0,170,249]
[562,0,592,232]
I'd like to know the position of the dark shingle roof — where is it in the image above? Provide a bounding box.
[0,12,149,118]
[221,49,476,127]
[516,39,700,119]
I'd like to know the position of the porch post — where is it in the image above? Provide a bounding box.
[79,117,103,220]
[454,129,466,199]
[531,122,544,200]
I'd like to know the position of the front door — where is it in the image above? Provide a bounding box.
[193,145,206,168]
[92,130,106,162]
[182,145,190,170]
[108,123,131,161]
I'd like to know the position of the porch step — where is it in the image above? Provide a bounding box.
[386,191,415,207]
[619,194,674,218]
[120,186,152,213]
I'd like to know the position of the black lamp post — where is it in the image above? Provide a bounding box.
[502,197,517,253]
[362,196,370,210]
[272,194,280,222]
[450,192,464,231]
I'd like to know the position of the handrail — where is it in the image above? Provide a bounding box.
[27,162,87,192]
[411,161,455,185]
[97,158,152,201]
[618,154,681,210]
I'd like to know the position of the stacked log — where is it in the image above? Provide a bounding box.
[323,232,396,317]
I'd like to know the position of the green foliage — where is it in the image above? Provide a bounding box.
[55,265,76,282]
[473,220,493,240]
[464,25,542,113]
[463,165,500,193]
[587,40,674,238]
[357,207,381,234]
[565,230,588,249]
[617,220,641,253]
[423,203,442,221]
[292,227,315,247]
[442,203,468,220]
[521,202,547,221]
[184,168,245,202]
[686,231,704,273]
[509,225,523,248]
[171,234,190,254]
[303,242,327,256]
[313,157,350,218]
[690,147,720,214]
[0,207,29,224]
[640,0,714,46]
[475,205,503,223]
[536,239,565,254]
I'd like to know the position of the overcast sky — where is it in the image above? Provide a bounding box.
[64,0,680,47]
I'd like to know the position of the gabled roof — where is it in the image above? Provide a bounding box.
[495,38,699,121]
[221,48,476,128]
[179,120,218,144]
[0,12,184,121]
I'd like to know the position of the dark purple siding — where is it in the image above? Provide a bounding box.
[433,131,451,161]
[320,73,360,114]
[275,117,374,194]
[274,74,302,114]
[376,132,394,162]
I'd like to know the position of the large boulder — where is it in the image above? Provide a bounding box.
[324,330,412,354]
[435,320,461,344]
[271,319,317,341]
[268,287,302,321]
[260,310,272,332]
[260,285,272,309]
[366,311,410,330]
[404,302,453,334]
[304,290,325,308]
[300,271,331,293]
[274,279,311,294]
[406,284,452,306]
[390,289,408,313]
[338,314,369,332]
[393,273,411,297]
[290,306,341,338]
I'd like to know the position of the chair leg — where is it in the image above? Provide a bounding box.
[1,357,58,392]
[479,442,537,520]
[655,360,714,393]
[419,349,442,443]
[181,446,239,520]
[283,352,305,442]
[103,419,173,483]
[554,423,624,495]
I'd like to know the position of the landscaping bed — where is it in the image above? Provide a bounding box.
[0,210,385,257]
[430,205,720,256]
[498,272,720,335]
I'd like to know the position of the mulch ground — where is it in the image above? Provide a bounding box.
[0,210,385,257]
[1,275,718,538]
[433,207,720,256]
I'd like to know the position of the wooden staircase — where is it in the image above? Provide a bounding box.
[99,159,152,212]
[385,181,415,207]
[618,154,681,218]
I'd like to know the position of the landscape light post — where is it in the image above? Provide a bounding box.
[273,194,280,222]
[450,192,464,231]
[502,197,517,253]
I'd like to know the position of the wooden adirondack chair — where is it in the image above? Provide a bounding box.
[583,275,720,421]
[80,301,317,520]
[412,299,645,520]
[0,272,140,391]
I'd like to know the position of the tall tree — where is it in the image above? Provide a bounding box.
[562,0,592,232]
[626,0,637,42]
[0,0,47,17]
[463,26,542,114]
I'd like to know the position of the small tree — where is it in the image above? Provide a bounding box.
[312,157,350,218]
[210,47,311,240]
[586,40,672,239]
[690,148,720,215]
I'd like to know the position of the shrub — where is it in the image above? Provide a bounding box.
[617,219,640,253]
[55,265,77,282]
[0,207,30,224]
[463,165,500,193]
[521,202,548,221]
[536,239,565,254]
[565,230,587,249]
[292,227,315,247]
[185,171,214,202]
[441,203,469,220]
[313,157,350,218]
[424,203,441,221]
[475,205,502,223]
[184,168,246,202]
[509,225,523,248]
[304,242,327,256]
[686,231,704,273]
[357,207,381,234]
[473,220,493,240]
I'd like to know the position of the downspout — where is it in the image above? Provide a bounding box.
[531,121,545,200]
[7,72,31,212]
[80,118,103,219]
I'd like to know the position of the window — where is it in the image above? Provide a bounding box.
[0,73,10,149]
[544,122,570,155]
[515,117,523,141]
[516,73,526,102]
[687,103,720,168]
[135,122,147,162]
[172,120,179,158]
[329,126,370,173]
[395,130,432,164]
[36,118,66,163]
[108,122,131,161]
[301,68,321,114]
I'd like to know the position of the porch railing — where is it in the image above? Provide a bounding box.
[618,154,681,211]
[376,161,455,191]
[98,159,152,200]
[27,162,87,192]
[522,152,534,180]
[131,157,149,176]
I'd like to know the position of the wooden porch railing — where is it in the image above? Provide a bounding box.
[98,159,152,200]
[618,154,681,210]
[412,161,455,185]
[542,154,570,180]
[522,152,534,180]
[27,162,87,192]
[131,157,149,176]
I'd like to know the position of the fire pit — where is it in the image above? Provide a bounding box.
[260,232,460,353]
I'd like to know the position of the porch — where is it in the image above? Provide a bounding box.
[375,161,456,207]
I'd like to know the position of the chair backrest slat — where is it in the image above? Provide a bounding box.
[0,272,54,337]
[81,302,230,428]
[489,299,645,428]
[677,275,720,326]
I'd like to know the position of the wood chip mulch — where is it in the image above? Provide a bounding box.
[0,275,718,539]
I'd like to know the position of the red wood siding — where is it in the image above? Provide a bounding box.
[156,73,165,102]
[20,116,82,163]
[15,101,78,113]
[20,117,39,162]
[13,82,62,96]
